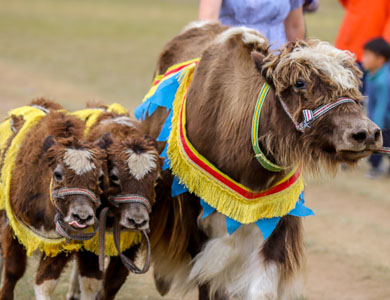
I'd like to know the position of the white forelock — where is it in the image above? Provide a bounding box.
[286,42,357,89]
[64,148,96,175]
[100,116,135,128]
[181,20,218,33]
[216,26,265,45]
[125,149,157,180]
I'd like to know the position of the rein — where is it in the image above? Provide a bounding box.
[50,182,100,242]
[98,194,152,274]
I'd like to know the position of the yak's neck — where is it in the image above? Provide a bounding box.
[185,74,294,191]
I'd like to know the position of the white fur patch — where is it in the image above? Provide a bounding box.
[64,148,96,175]
[66,259,80,300]
[34,279,58,300]
[189,213,283,299]
[181,20,218,33]
[217,26,265,45]
[286,42,357,90]
[79,276,102,300]
[100,116,135,128]
[125,149,157,180]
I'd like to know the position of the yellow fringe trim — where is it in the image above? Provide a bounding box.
[167,64,305,224]
[83,231,141,256]
[0,106,82,256]
[72,103,129,136]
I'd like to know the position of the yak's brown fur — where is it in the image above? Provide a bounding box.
[141,22,381,299]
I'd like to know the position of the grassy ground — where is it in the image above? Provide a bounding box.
[1,0,390,299]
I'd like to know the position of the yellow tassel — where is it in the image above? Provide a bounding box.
[72,103,128,136]
[167,65,305,224]
[83,231,141,256]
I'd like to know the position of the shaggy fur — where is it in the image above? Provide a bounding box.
[141,22,382,300]
[65,108,163,300]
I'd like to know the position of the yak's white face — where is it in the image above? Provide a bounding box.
[63,148,96,175]
[125,148,158,181]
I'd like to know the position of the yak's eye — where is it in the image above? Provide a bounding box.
[54,172,63,181]
[54,171,63,182]
[53,165,64,182]
[294,80,306,90]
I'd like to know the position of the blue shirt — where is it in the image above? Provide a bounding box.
[366,63,390,130]
[219,0,304,50]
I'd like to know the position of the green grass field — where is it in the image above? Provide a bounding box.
[0,0,343,113]
[2,1,390,299]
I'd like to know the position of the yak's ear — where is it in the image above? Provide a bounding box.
[251,51,266,73]
[95,133,113,150]
[43,135,56,152]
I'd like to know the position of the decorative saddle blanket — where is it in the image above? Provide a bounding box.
[135,59,314,239]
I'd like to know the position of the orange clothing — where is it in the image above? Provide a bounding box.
[336,0,390,61]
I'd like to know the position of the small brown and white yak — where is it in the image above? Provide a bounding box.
[65,106,163,300]
[136,22,383,300]
[0,99,109,300]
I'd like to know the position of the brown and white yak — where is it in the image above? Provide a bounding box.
[65,105,163,300]
[0,99,109,300]
[134,22,383,300]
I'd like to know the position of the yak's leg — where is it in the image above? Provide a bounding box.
[102,245,139,300]
[34,252,71,300]
[66,258,81,300]
[0,225,27,300]
[76,251,102,300]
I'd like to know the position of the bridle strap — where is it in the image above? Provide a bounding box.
[98,206,151,274]
[376,147,390,156]
[98,207,110,271]
[109,194,152,213]
[113,219,151,274]
[51,185,100,242]
[98,194,152,272]
[279,96,356,132]
[54,213,98,242]
[52,187,100,206]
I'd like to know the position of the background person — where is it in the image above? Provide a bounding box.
[198,0,305,49]
[361,37,390,178]
[335,0,390,93]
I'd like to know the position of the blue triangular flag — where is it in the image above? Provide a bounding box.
[256,217,281,240]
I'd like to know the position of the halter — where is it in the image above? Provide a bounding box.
[109,194,152,212]
[252,83,356,172]
[278,96,356,132]
[50,181,100,242]
[98,194,152,273]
